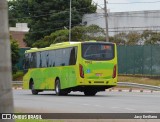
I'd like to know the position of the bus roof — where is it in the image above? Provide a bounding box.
[25,41,115,53]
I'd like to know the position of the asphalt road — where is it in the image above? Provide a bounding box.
[13,89,160,113]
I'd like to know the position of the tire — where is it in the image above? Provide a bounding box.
[31,82,38,95]
[55,79,68,96]
[55,79,61,95]
[84,90,97,96]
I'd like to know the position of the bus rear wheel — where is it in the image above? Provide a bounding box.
[55,79,68,96]
[84,90,97,96]
[31,82,38,95]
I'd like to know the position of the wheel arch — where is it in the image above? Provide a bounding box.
[55,77,60,83]
[29,78,34,89]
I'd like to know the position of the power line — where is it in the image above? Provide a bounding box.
[10,16,105,36]
[10,15,160,34]
[109,26,160,30]
[9,1,160,22]
[101,26,160,33]
[109,10,160,15]
[83,15,104,21]
[109,15,160,18]
[9,1,160,21]
[82,10,160,18]
[10,18,160,35]
[108,1,160,4]
[92,1,103,9]
[108,29,160,32]
[82,14,104,20]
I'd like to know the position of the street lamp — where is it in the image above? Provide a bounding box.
[69,0,72,42]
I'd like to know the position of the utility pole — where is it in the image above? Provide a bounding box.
[0,0,14,118]
[104,0,109,42]
[69,0,72,42]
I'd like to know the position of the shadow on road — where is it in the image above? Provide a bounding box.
[32,92,116,98]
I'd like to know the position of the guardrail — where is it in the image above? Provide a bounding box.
[12,81,22,85]
[12,81,160,91]
[118,82,160,91]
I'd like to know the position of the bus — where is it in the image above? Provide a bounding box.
[23,41,117,96]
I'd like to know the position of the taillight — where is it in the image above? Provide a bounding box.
[112,65,117,78]
[79,64,84,78]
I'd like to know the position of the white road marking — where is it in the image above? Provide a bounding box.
[94,105,103,107]
[144,111,156,113]
[111,107,120,109]
[124,108,135,111]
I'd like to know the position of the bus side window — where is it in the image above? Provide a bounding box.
[41,51,47,67]
[48,50,55,67]
[36,52,41,68]
[39,52,42,68]
[24,54,29,69]
[30,53,36,68]
[55,49,62,66]
[69,47,77,65]
[62,48,69,66]
[46,51,49,67]
[28,53,32,68]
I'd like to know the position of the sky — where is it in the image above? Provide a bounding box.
[93,0,160,12]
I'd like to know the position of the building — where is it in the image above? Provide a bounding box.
[10,23,29,48]
[82,10,160,36]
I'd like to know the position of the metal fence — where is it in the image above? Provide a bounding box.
[118,45,160,76]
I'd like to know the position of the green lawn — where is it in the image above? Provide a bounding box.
[118,75,160,86]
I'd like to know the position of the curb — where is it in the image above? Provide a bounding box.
[12,87,23,90]
[106,88,160,93]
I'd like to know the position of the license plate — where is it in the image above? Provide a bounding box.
[95,73,102,76]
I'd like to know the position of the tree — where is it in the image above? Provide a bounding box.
[126,32,141,45]
[8,0,97,47]
[71,24,105,41]
[32,24,105,47]
[32,29,69,48]
[85,24,105,40]
[141,30,160,44]
[0,0,14,116]
[10,36,20,74]
[109,32,127,45]
[110,32,141,45]
[8,0,31,27]
[71,26,87,41]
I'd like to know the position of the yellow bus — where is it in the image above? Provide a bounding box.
[23,41,117,96]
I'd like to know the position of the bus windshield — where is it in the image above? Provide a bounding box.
[82,43,114,61]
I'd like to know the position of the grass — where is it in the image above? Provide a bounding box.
[118,75,160,86]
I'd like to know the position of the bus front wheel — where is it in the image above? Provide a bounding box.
[31,82,38,95]
[55,79,61,95]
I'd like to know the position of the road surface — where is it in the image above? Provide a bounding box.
[13,89,160,113]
